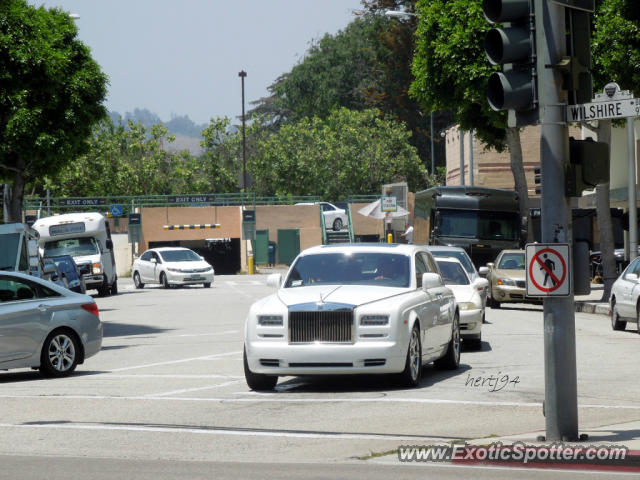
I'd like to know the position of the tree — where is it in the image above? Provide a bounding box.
[409,0,531,240]
[198,117,240,193]
[249,12,445,171]
[0,0,108,220]
[249,108,437,198]
[50,117,239,196]
[591,0,640,300]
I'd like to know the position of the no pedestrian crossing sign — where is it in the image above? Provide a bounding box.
[525,243,571,297]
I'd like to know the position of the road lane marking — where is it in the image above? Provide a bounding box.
[109,350,242,372]
[171,330,238,337]
[1,393,639,410]
[101,374,243,379]
[0,422,452,441]
[145,380,242,397]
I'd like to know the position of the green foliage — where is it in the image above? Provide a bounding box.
[0,0,108,181]
[592,0,640,92]
[50,117,238,196]
[410,0,507,150]
[249,108,432,199]
[250,11,443,170]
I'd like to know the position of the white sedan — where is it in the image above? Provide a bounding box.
[132,247,214,289]
[610,256,640,332]
[434,256,488,350]
[243,244,461,391]
[295,202,348,231]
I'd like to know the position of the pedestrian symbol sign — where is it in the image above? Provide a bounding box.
[525,243,570,297]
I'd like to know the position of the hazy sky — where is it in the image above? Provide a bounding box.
[29,0,363,125]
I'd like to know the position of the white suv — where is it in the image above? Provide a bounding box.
[295,202,347,231]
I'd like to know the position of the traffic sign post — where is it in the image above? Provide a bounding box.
[526,244,570,297]
[536,0,579,441]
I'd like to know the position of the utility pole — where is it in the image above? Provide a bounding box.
[536,0,578,441]
[238,70,247,194]
[430,111,435,176]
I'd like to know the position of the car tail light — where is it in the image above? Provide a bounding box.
[81,303,100,316]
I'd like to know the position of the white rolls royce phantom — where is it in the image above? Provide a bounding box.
[243,244,460,390]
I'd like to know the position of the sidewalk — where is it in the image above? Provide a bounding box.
[575,284,611,315]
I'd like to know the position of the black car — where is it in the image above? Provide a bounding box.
[47,255,86,294]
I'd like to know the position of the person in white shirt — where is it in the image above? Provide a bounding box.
[400,222,414,244]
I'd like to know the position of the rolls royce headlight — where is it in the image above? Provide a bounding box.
[258,315,283,326]
[496,278,515,286]
[360,315,389,326]
[458,302,477,311]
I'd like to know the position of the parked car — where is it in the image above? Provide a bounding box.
[132,247,214,289]
[243,243,460,391]
[46,255,86,294]
[428,246,489,307]
[0,271,102,376]
[434,256,488,350]
[610,256,640,333]
[295,202,348,231]
[485,249,534,307]
[40,259,70,290]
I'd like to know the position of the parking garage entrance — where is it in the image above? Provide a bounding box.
[148,238,241,275]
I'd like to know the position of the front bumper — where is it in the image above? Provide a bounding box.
[83,274,105,288]
[166,270,214,285]
[245,340,407,375]
[492,285,535,303]
[460,308,482,337]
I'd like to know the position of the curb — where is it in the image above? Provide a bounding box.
[575,301,611,315]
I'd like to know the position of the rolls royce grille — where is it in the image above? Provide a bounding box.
[289,310,353,343]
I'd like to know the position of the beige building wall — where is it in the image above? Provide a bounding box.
[255,205,322,251]
[139,206,241,251]
[444,125,581,197]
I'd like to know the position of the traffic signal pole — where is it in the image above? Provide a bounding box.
[536,0,579,441]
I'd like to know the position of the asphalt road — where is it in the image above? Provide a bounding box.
[0,276,638,478]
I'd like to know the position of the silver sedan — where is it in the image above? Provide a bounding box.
[0,271,103,376]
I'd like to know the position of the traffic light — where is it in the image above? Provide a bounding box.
[566,138,609,197]
[534,166,542,195]
[565,7,593,104]
[482,0,539,127]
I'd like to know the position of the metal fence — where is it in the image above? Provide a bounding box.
[23,193,379,218]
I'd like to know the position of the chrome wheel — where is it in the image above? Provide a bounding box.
[49,335,75,372]
[398,324,422,387]
[133,272,144,289]
[408,327,420,382]
[41,331,79,377]
[333,218,343,231]
[435,313,461,370]
[452,315,461,365]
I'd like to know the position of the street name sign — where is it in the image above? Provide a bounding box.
[525,243,571,297]
[567,82,640,122]
[567,98,640,122]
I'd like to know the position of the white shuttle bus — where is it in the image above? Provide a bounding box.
[33,212,118,295]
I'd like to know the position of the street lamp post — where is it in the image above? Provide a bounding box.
[385,10,435,176]
[238,70,247,193]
